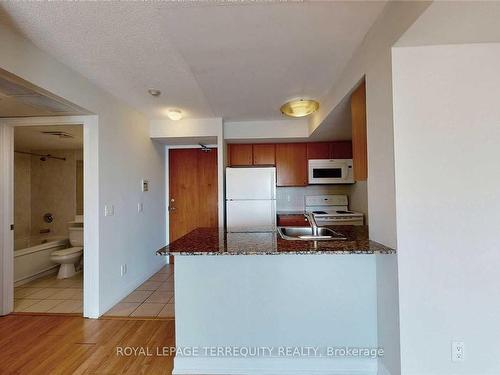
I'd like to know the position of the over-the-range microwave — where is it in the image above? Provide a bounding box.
[308,159,354,184]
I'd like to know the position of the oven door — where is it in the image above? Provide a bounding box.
[308,159,353,184]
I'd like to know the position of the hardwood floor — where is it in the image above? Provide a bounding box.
[0,314,175,374]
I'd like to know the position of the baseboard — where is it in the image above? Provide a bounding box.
[14,266,58,287]
[173,357,378,375]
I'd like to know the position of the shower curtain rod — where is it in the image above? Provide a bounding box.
[14,150,66,161]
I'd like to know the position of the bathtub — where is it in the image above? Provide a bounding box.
[14,236,69,286]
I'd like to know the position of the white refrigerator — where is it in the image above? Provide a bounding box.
[226,167,277,233]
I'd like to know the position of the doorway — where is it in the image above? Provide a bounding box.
[12,124,84,314]
[169,148,218,243]
[0,115,99,318]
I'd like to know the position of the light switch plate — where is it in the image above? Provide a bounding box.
[105,204,114,216]
[138,202,143,213]
[452,341,465,362]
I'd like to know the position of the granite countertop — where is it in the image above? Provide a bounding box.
[276,210,306,216]
[156,226,395,256]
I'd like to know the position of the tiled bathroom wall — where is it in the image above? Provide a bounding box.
[30,150,78,238]
[14,149,83,243]
[14,153,32,241]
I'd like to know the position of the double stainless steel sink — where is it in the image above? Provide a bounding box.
[277,226,347,241]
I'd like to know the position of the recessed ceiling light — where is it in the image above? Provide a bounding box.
[148,88,161,97]
[280,99,320,118]
[166,109,183,121]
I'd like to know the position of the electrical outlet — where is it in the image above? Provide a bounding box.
[138,202,143,213]
[120,264,127,277]
[452,341,465,362]
[104,204,114,217]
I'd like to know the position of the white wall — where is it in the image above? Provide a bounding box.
[396,2,500,47]
[224,119,309,141]
[0,22,166,316]
[393,43,500,375]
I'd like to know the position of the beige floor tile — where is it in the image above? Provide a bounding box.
[104,302,141,317]
[47,300,83,314]
[50,288,78,300]
[67,289,83,300]
[21,299,64,313]
[121,290,153,303]
[28,288,60,299]
[135,281,162,291]
[51,278,82,288]
[27,278,58,288]
[145,290,172,304]
[130,303,165,317]
[14,287,40,299]
[157,303,175,318]
[14,299,42,312]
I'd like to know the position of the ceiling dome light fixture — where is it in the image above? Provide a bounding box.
[280,99,320,118]
[148,88,162,97]
[166,108,183,121]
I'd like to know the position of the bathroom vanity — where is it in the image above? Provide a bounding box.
[157,226,395,375]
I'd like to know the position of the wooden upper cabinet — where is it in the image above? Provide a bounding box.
[275,143,308,187]
[330,141,353,159]
[307,141,352,160]
[351,81,368,181]
[228,144,253,166]
[307,142,330,159]
[253,144,275,166]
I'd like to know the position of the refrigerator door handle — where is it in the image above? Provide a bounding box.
[270,169,276,200]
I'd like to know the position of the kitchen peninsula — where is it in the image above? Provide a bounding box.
[158,226,395,375]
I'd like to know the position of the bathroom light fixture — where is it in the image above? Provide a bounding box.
[148,88,161,97]
[166,108,183,121]
[280,99,320,118]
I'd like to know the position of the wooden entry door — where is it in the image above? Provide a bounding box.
[169,148,218,243]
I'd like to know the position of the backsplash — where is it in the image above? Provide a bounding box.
[276,182,368,219]
[276,185,351,211]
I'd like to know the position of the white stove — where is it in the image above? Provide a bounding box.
[305,195,364,226]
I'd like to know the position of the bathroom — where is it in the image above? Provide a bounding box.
[13,125,84,314]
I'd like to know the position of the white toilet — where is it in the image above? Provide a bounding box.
[50,219,83,279]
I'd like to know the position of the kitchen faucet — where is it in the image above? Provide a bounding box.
[304,212,319,236]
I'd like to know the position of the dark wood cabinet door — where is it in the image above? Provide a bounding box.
[253,144,275,165]
[307,142,330,159]
[228,144,253,166]
[330,141,353,159]
[275,143,308,186]
[277,214,309,227]
[351,81,368,180]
